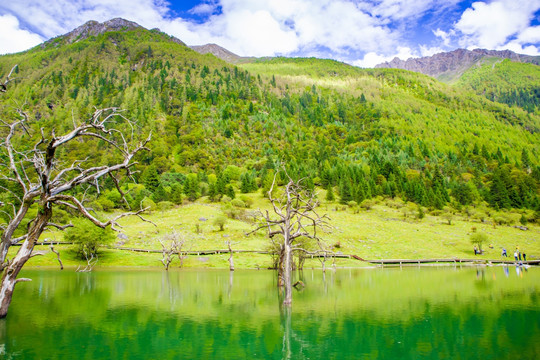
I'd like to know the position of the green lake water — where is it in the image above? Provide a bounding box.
[1,266,539,359]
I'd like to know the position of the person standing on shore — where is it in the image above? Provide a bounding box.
[502,248,507,257]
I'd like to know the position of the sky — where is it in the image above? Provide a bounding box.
[1,0,539,67]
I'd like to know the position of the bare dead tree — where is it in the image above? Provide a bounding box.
[225,240,239,271]
[248,168,330,306]
[158,231,189,270]
[0,71,153,317]
[158,238,176,270]
[76,251,98,272]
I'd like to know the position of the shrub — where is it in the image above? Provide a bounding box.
[360,199,375,210]
[64,218,115,258]
[442,212,453,225]
[158,201,174,212]
[222,202,244,219]
[213,216,227,231]
[221,195,232,203]
[97,197,115,212]
[141,197,157,213]
[470,232,488,252]
[231,199,246,208]
[239,195,253,208]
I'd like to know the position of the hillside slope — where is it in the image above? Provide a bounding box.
[0,19,539,220]
[456,59,540,114]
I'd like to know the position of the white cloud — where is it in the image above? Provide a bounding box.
[189,3,218,16]
[419,45,444,57]
[454,0,540,50]
[4,0,537,65]
[0,0,169,39]
[0,14,43,54]
[516,26,540,45]
[367,0,461,21]
[0,0,435,59]
[353,46,417,68]
[433,28,453,47]
[502,42,540,56]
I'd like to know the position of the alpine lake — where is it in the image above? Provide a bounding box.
[1,265,538,359]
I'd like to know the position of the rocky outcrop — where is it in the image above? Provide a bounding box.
[189,43,247,63]
[376,49,540,81]
[63,18,142,43]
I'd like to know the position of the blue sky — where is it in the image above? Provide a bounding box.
[1,0,539,67]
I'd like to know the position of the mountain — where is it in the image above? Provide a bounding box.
[0,18,538,214]
[376,48,540,83]
[189,44,247,63]
[43,18,186,48]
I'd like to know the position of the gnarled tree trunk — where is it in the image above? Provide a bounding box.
[0,201,52,318]
[282,241,293,305]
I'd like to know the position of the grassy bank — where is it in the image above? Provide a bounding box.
[23,191,540,270]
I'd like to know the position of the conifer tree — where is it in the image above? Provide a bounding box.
[339,178,353,204]
[142,165,160,193]
[225,184,236,199]
[170,183,183,204]
[153,183,168,202]
[208,182,217,202]
[184,173,200,201]
[326,185,335,202]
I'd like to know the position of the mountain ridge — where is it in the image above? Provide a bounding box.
[42,18,187,48]
[375,48,540,82]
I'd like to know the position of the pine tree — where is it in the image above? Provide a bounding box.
[225,184,236,199]
[142,165,160,193]
[153,183,167,202]
[184,173,200,201]
[489,169,511,209]
[208,182,217,202]
[326,186,335,202]
[170,183,183,204]
[339,178,353,204]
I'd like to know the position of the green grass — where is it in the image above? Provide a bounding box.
[23,191,540,270]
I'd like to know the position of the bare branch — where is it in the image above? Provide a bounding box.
[46,222,74,231]
[10,235,27,245]
[49,194,156,231]
[0,65,18,92]
[109,173,132,210]
[50,244,63,270]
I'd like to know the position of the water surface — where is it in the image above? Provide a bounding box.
[1,266,538,359]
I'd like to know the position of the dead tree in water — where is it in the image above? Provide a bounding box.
[159,231,189,270]
[225,240,239,271]
[0,67,152,317]
[249,169,330,306]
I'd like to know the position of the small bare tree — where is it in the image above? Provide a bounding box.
[249,168,330,306]
[0,66,152,317]
[158,231,189,270]
[225,240,239,271]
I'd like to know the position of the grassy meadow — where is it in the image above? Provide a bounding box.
[22,188,540,270]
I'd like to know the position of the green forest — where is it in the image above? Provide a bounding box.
[1,24,539,237]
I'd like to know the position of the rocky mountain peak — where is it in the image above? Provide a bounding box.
[62,18,142,43]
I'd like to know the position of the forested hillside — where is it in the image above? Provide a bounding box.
[457,59,540,114]
[1,20,539,228]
